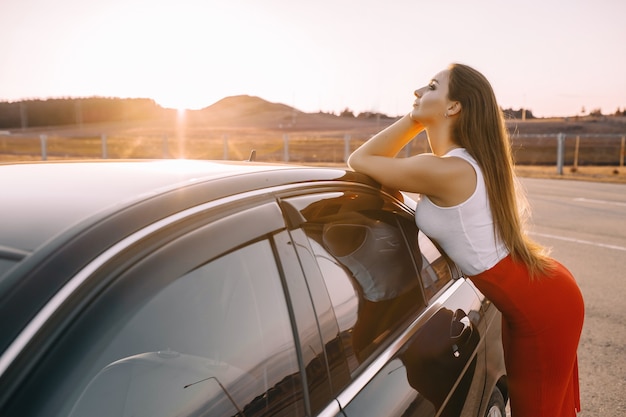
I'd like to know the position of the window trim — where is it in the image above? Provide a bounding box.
[0,191,285,385]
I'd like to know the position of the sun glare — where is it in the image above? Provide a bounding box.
[3,0,623,117]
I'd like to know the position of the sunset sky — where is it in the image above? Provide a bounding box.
[1,0,624,118]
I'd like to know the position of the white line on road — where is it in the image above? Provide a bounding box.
[573,198,626,207]
[529,231,626,252]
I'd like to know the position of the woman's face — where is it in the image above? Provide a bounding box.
[410,69,452,125]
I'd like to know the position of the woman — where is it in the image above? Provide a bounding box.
[348,63,584,417]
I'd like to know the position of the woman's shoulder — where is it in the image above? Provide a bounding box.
[446,148,481,172]
[446,147,474,160]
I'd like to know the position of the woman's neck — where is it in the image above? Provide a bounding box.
[426,125,459,156]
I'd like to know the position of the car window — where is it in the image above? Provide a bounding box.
[417,231,453,300]
[0,258,17,279]
[282,190,426,381]
[8,236,304,417]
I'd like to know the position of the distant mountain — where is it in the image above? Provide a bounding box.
[188,95,301,127]
[203,95,299,116]
[186,95,394,131]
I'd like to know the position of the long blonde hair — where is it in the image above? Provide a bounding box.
[447,63,553,277]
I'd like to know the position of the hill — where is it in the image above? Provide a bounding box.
[0,95,396,133]
[191,95,626,134]
[2,95,625,137]
[185,95,396,131]
[185,96,626,136]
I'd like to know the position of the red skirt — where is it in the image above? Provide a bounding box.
[470,255,584,417]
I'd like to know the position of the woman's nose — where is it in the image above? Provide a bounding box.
[414,88,423,98]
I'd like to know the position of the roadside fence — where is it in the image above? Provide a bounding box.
[1,131,624,173]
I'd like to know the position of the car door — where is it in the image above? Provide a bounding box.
[410,231,488,417]
[1,197,317,417]
[280,187,487,417]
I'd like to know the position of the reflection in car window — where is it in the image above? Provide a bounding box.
[417,231,453,300]
[284,191,426,379]
[16,239,304,417]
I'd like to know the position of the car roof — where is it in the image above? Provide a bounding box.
[1,159,349,254]
[1,159,381,354]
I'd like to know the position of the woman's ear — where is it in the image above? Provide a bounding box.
[448,101,461,116]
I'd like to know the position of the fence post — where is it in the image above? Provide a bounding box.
[556,133,565,175]
[101,134,108,159]
[283,134,289,162]
[573,135,580,171]
[40,134,47,161]
[344,134,351,162]
[619,136,626,168]
[223,135,229,160]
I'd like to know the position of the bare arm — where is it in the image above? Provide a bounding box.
[347,114,475,206]
[348,114,424,160]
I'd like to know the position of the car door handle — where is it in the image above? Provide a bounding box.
[450,309,472,358]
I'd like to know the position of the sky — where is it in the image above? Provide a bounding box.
[1,0,625,118]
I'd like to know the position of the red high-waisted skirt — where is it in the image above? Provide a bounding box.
[470,255,584,417]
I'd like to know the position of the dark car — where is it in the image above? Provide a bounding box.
[0,159,507,417]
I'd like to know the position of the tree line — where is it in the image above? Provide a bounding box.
[0,98,168,129]
[3,97,624,130]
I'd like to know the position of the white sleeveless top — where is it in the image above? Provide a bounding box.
[414,148,509,275]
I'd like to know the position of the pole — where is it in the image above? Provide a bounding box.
[344,134,351,163]
[556,133,565,175]
[619,136,626,168]
[101,134,107,159]
[573,135,580,171]
[40,134,47,161]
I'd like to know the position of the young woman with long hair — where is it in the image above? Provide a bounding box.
[348,63,584,417]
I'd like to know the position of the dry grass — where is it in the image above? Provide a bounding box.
[514,165,626,184]
[2,114,625,184]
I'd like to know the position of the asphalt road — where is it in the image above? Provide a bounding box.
[520,178,626,416]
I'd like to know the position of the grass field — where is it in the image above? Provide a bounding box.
[514,164,626,184]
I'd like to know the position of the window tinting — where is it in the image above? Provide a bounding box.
[417,231,453,299]
[283,191,425,377]
[11,239,304,417]
[0,259,17,279]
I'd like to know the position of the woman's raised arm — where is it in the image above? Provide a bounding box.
[348,114,423,164]
[347,114,474,206]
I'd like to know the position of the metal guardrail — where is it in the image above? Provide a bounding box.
[509,133,626,173]
[1,131,625,174]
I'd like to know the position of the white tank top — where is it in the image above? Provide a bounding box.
[414,148,509,275]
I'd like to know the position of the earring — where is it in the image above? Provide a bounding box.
[444,112,448,118]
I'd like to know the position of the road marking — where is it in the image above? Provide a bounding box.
[573,198,626,207]
[529,232,626,252]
